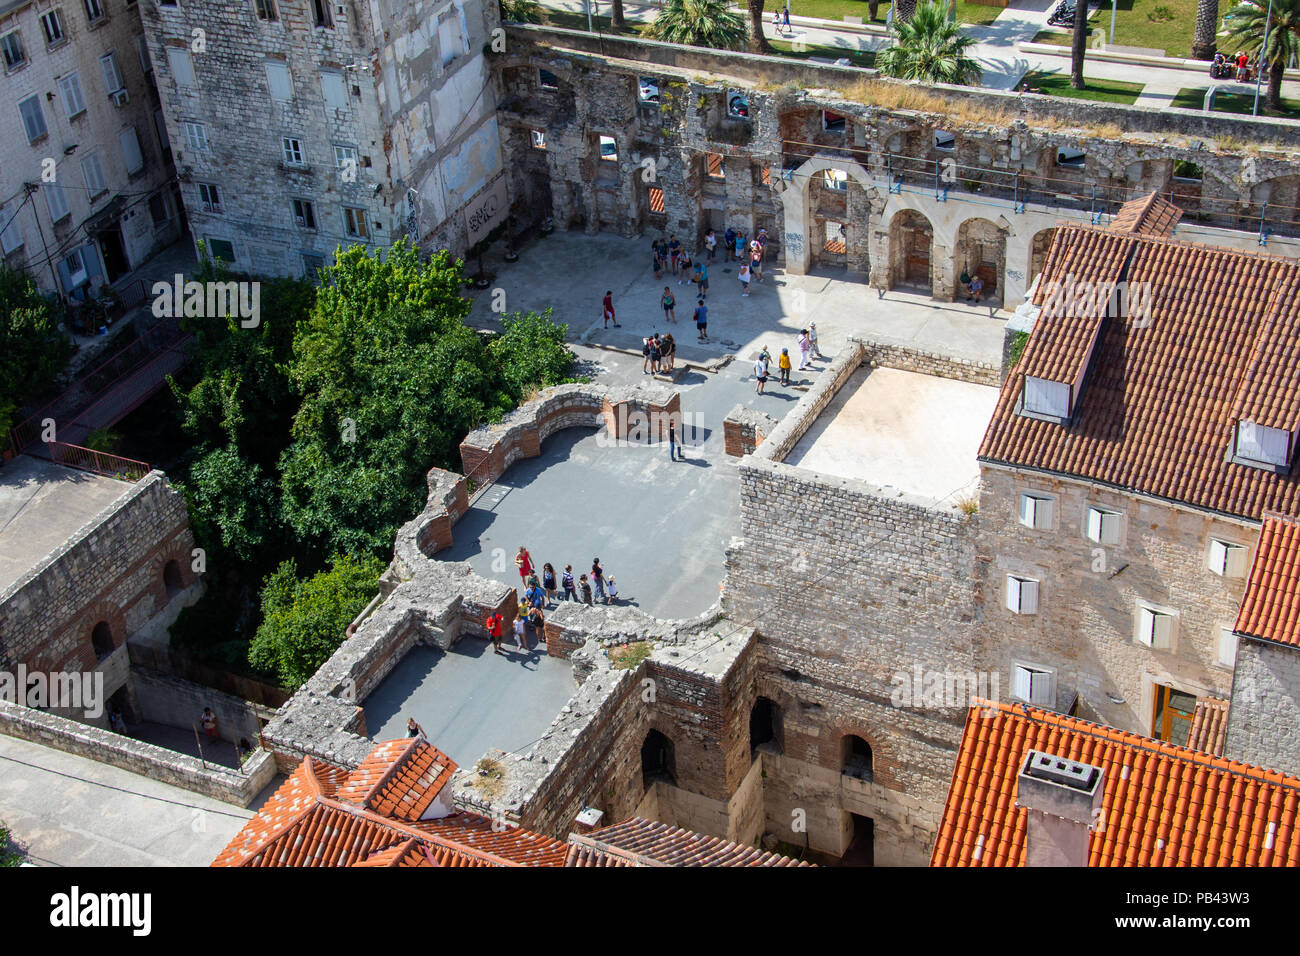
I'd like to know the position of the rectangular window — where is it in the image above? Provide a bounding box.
[1085,506,1122,545]
[0,202,24,254]
[1022,377,1070,419]
[538,68,558,89]
[1012,664,1054,706]
[62,248,88,287]
[206,237,235,262]
[40,10,64,46]
[822,110,846,132]
[638,77,659,103]
[266,61,292,100]
[728,92,749,117]
[321,71,346,109]
[761,167,771,186]
[1,31,26,70]
[1137,605,1174,649]
[45,182,70,222]
[1217,628,1237,668]
[648,186,664,214]
[1019,493,1054,531]
[167,47,196,87]
[19,95,47,142]
[1236,420,1291,468]
[136,34,152,74]
[82,153,107,199]
[598,135,617,162]
[185,121,209,151]
[197,182,221,213]
[342,206,370,239]
[292,198,316,229]
[1005,575,1038,615]
[311,0,332,27]
[281,136,305,166]
[59,73,87,119]
[100,53,125,94]
[119,127,144,173]
[530,129,545,149]
[149,193,169,228]
[84,0,105,22]
[255,0,278,20]
[707,153,724,179]
[1208,539,1249,578]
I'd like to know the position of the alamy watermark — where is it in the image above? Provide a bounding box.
[1038,273,1154,329]
[890,664,1001,712]
[595,408,706,448]
[0,666,104,719]
[152,273,261,328]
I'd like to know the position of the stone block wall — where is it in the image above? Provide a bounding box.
[0,471,200,679]
[723,406,779,458]
[1224,639,1300,777]
[130,666,262,747]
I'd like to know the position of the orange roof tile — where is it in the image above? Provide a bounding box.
[981,224,1300,521]
[1235,514,1300,646]
[1186,696,1230,756]
[932,701,1300,866]
[566,818,810,866]
[212,740,567,868]
[1108,191,1183,237]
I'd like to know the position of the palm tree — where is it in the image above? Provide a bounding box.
[748,0,776,53]
[876,0,982,84]
[868,0,881,19]
[1223,0,1300,111]
[647,0,749,48]
[1070,0,1088,88]
[613,0,627,28]
[1192,0,1221,58]
[895,0,918,22]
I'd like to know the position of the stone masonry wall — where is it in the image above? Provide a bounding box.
[1224,639,1300,777]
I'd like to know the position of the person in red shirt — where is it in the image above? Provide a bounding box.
[485,612,504,655]
[602,291,619,328]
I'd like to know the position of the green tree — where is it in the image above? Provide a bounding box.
[0,264,73,438]
[646,0,748,49]
[248,554,384,690]
[1224,0,1300,111]
[489,309,573,399]
[0,823,23,866]
[747,0,776,53]
[184,447,283,564]
[876,1,982,84]
[499,0,542,23]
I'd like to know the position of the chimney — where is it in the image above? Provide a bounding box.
[1015,750,1104,867]
[573,806,604,835]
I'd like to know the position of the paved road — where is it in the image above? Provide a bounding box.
[0,734,265,867]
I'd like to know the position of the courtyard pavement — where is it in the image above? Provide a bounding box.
[0,734,272,866]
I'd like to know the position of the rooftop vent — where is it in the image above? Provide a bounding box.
[1016,749,1105,867]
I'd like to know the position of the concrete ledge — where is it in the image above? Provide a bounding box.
[0,699,275,807]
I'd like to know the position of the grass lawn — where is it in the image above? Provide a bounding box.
[1171,86,1300,117]
[1033,0,1197,57]
[787,0,1002,27]
[1021,69,1144,103]
[541,8,647,34]
[768,37,877,67]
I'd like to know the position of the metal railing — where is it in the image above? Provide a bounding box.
[45,441,150,481]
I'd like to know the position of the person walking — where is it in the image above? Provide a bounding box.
[661,332,675,371]
[579,573,594,605]
[407,717,426,739]
[750,242,764,283]
[591,558,607,602]
[734,231,746,262]
[678,249,692,284]
[515,546,533,589]
[661,286,676,323]
[778,347,792,386]
[754,353,769,394]
[602,291,619,328]
[486,612,504,654]
[513,613,527,652]
[695,260,709,298]
[739,262,751,296]
[797,329,812,370]
[809,321,824,359]
[705,229,717,261]
[562,564,577,601]
[642,336,653,374]
[542,563,557,606]
[652,238,664,279]
[724,226,737,261]
[694,299,709,341]
[669,421,683,461]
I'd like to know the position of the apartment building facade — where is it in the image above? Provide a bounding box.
[0,0,180,297]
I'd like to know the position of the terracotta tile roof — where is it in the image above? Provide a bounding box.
[981,224,1300,521]
[1186,696,1230,756]
[1235,514,1300,646]
[211,740,568,868]
[1108,191,1183,237]
[566,818,810,867]
[932,700,1300,866]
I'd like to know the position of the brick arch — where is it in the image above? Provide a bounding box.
[151,541,198,606]
[830,724,891,785]
[65,601,128,671]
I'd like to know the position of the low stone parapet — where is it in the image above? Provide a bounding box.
[723,406,781,458]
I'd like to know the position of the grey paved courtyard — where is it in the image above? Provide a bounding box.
[364,644,578,767]
[0,734,272,867]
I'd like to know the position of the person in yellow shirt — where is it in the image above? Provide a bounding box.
[778,347,792,386]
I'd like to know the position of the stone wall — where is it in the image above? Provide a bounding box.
[130,667,263,747]
[0,699,274,807]
[0,471,200,679]
[1225,639,1300,777]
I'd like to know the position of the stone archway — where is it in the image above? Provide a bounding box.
[887,208,934,294]
[779,156,873,276]
[1028,227,1057,288]
[954,217,1008,308]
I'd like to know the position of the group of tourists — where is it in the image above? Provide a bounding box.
[642,331,677,373]
[752,326,824,393]
[488,548,621,654]
[1211,51,1259,82]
